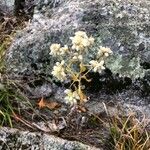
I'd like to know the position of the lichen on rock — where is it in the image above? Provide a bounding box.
[5,0,150,80]
[0,127,100,150]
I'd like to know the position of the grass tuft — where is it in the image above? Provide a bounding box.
[108,112,150,150]
[0,77,32,127]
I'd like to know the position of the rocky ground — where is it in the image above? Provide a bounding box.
[0,0,150,149]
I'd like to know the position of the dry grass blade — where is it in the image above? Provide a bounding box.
[12,112,34,129]
[108,112,150,150]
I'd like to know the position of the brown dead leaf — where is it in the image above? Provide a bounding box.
[38,97,61,110]
[46,101,61,110]
[38,97,46,109]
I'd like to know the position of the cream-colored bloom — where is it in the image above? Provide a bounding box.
[78,55,83,61]
[72,45,84,51]
[72,56,78,60]
[72,53,83,61]
[70,36,82,45]
[60,45,69,55]
[89,60,105,72]
[97,46,113,57]
[75,31,87,38]
[50,43,61,56]
[51,61,66,81]
[70,31,95,51]
[64,89,79,105]
[82,38,91,47]
[89,37,95,45]
[72,53,78,60]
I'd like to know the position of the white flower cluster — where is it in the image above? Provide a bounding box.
[50,31,113,105]
[97,46,113,58]
[51,61,66,82]
[72,53,83,61]
[70,31,94,51]
[50,44,69,56]
[89,46,113,73]
[89,60,105,73]
[64,89,80,105]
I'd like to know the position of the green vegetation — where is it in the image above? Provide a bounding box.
[0,15,29,127]
[0,84,14,127]
[0,78,32,127]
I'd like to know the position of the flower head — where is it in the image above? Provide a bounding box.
[89,37,95,45]
[70,31,94,51]
[51,60,66,81]
[64,89,80,105]
[89,60,105,72]
[60,45,69,55]
[50,43,61,56]
[75,31,88,37]
[97,46,113,57]
[72,53,83,61]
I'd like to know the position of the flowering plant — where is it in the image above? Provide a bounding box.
[50,31,112,105]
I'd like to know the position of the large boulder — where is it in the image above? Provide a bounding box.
[5,0,150,79]
[4,0,150,104]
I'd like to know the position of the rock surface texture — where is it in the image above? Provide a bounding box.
[0,127,100,150]
[0,0,14,15]
[5,0,150,111]
[6,0,150,78]
[2,0,150,149]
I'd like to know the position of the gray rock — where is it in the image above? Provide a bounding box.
[0,127,101,150]
[4,0,150,113]
[1,0,14,6]
[85,91,150,118]
[4,0,150,115]
[5,0,150,79]
[0,0,14,15]
[3,1,150,148]
[24,82,53,99]
[0,0,14,8]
